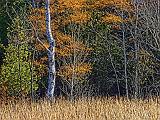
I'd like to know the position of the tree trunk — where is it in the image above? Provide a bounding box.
[45,0,56,98]
[122,10,129,99]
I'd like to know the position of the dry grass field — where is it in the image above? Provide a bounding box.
[0,97,160,120]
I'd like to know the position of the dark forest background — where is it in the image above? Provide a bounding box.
[0,0,160,100]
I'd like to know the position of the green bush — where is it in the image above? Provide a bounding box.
[0,44,38,96]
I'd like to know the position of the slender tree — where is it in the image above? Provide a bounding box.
[45,0,56,98]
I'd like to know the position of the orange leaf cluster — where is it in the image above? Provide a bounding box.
[55,32,91,57]
[88,0,132,9]
[58,0,86,11]
[28,8,46,33]
[58,63,92,80]
[35,42,49,51]
[65,11,91,24]
[102,14,123,23]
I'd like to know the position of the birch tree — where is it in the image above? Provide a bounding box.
[29,0,92,98]
[45,0,56,98]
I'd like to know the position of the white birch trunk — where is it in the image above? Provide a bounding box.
[45,0,56,98]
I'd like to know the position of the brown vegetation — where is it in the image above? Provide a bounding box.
[0,98,160,120]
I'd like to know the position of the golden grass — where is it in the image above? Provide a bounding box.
[0,98,160,120]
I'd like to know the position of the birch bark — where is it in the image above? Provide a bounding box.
[45,0,56,98]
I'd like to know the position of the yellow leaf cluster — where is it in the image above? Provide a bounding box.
[35,42,49,51]
[64,11,91,24]
[58,63,92,80]
[89,0,132,9]
[58,0,86,11]
[55,32,73,45]
[28,8,46,33]
[55,32,91,57]
[101,14,123,23]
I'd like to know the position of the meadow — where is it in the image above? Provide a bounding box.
[0,97,160,120]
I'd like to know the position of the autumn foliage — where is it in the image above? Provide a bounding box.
[29,0,132,81]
